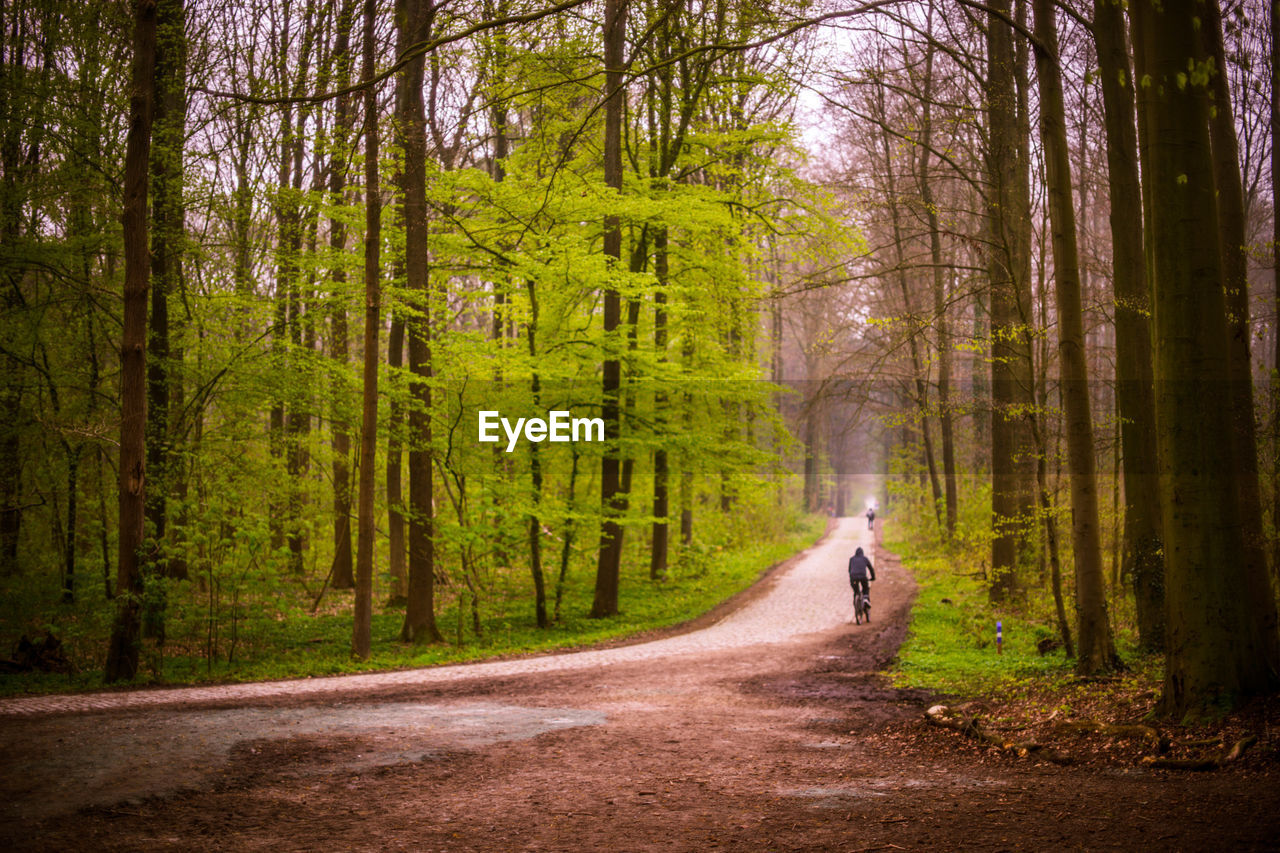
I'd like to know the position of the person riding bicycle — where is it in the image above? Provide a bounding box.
[847,546,876,612]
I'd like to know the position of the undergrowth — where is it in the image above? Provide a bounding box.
[0,512,826,696]
[886,528,1073,697]
[881,465,1152,704]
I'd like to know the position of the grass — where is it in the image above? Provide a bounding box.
[885,525,1074,698]
[0,513,827,696]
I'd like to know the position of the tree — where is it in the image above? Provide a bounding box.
[591,0,627,619]
[1031,0,1119,674]
[327,0,358,592]
[352,0,380,660]
[1091,0,1163,653]
[105,0,158,683]
[1200,0,1280,667]
[399,0,443,644]
[915,10,958,538]
[1132,0,1280,716]
[1273,0,1280,585]
[985,0,1037,602]
[145,0,188,590]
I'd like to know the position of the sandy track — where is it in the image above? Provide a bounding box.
[0,519,873,719]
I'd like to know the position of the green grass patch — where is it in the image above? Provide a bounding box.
[887,527,1073,697]
[0,513,826,696]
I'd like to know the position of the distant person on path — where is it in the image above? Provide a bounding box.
[865,507,875,530]
[847,546,875,611]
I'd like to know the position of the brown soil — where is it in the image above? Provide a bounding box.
[3,535,1279,852]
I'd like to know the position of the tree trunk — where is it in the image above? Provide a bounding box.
[877,112,942,529]
[1200,0,1280,668]
[283,16,316,577]
[1034,416,1074,658]
[591,0,627,619]
[0,10,26,578]
[352,0,380,660]
[985,0,1036,601]
[385,314,407,603]
[1033,0,1119,674]
[328,0,356,592]
[650,230,669,581]
[268,15,294,557]
[1272,0,1280,592]
[554,449,579,622]
[803,409,817,512]
[56,442,81,602]
[528,358,549,628]
[916,25,957,538]
[1132,0,1280,716]
[399,0,442,644]
[145,0,186,585]
[105,0,157,684]
[1092,0,1164,652]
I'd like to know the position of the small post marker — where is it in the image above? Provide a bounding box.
[996,620,1003,655]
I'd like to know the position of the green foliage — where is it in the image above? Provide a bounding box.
[0,0,856,688]
[884,434,1145,696]
[887,532,1071,696]
[0,512,823,695]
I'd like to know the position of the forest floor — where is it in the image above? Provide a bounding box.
[2,518,1278,852]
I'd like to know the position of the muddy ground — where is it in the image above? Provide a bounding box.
[2,528,1278,851]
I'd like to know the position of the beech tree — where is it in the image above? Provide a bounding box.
[352,0,381,660]
[105,0,158,683]
[1090,0,1163,653]
[591,0,627,619]
[398,0,443,644]
[1132,0,1280,716]
[984,0,1037,602]
[1031,0,1118,674]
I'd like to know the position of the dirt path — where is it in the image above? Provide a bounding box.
[3,519,1278,851]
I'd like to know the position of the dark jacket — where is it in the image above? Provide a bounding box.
[847,551,875,584]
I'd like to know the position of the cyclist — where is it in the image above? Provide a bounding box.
[847,546,876,618]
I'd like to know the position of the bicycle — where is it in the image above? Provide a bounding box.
[852,587,870,624]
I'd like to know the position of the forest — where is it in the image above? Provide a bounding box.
[0,0,1277,722]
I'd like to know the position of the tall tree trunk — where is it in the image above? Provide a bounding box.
[1272,0,1280,589]
[385,314,407,603]
[554,449,579,622]
[1036,418,1074,657]
[145,0,186,587]
[986,0,1036,601]
[528,292,548,627]
[803,408,818,512]
[1092,0,1164,652]
[268,15,293,556]
[399,0,442,644]
[591,0,627,619]
[916,25,957,538]
[878,119,942,528]
[352,0,380,660]
[283,14,316,576]
[105,0,157,683]
[1132,0,1280,716]
[1201,0,1280,666]
[328,0,356,591]
[60,446,81,603]
[0,0,28,578]
[1033,0,1119,674]
[650,227,669,580]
